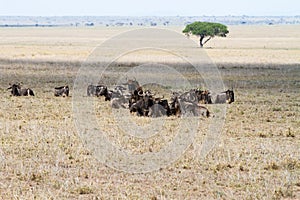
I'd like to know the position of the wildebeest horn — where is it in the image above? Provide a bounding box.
[138,91,143,96]
[190,95,196,102]
[7,86,12,90]
[55,86,65,90]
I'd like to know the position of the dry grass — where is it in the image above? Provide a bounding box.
[0,25,300,64]
[0,25,299,199]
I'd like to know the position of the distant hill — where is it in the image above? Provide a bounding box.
[0,16,299,27]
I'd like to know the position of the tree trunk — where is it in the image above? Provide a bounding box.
[199,35,204,48]
[199,35,212,48]
[203,36,212,46]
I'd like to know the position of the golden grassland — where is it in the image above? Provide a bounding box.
[0,25,299,64]
[0,25,299,199]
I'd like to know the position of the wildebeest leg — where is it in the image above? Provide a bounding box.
[137,108,144,116]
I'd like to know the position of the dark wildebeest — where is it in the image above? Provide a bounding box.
[129,99,146,116]
[195,89,212,104]
[87,84,107,97]
[87,85,110,101]
[7,83,34,96]
[128,86,144,108]
[129,91,154,116]
[54,85,69,97]
[215,89,235,104]
[149,97,171,117]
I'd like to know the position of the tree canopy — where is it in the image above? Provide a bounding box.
[183,21,229,47]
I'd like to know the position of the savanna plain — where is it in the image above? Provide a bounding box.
[0,25,299,199]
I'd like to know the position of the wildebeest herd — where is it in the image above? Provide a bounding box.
[85,79,234,118]
[7,80,234,118]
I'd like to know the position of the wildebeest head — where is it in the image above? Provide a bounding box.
[215,89,235,104]
[225,89,234,104]
[98,85,108,97]
[7,83,21,96]
[54,85,69,97]
[143,93,154,112]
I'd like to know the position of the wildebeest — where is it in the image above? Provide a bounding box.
[129,90,154,116]
[87,84,107,97]
[178,99,210,117]
[149,98,171,117]
[122,78,140,93]
[179,89,213,104]
[103,85,130,102]
[111,96,128,109]
[129,87,171,117]
[195,89,212,104]
[128,86,144,108]
[54,85,69,97]
[215,89,235,104]
[7,83,34,96]
[87,85,110,100]
[179,90,199,103]
[169,92,181,116]
[104,89,123,101]
[114,85,127,95]
[129,99,146,116]
[169,92,210,117]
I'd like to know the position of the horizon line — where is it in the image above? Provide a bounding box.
[1,15,300,17]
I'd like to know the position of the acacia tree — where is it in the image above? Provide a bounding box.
[183,21,229,48]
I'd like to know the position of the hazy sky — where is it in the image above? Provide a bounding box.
[0,0,299,16]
